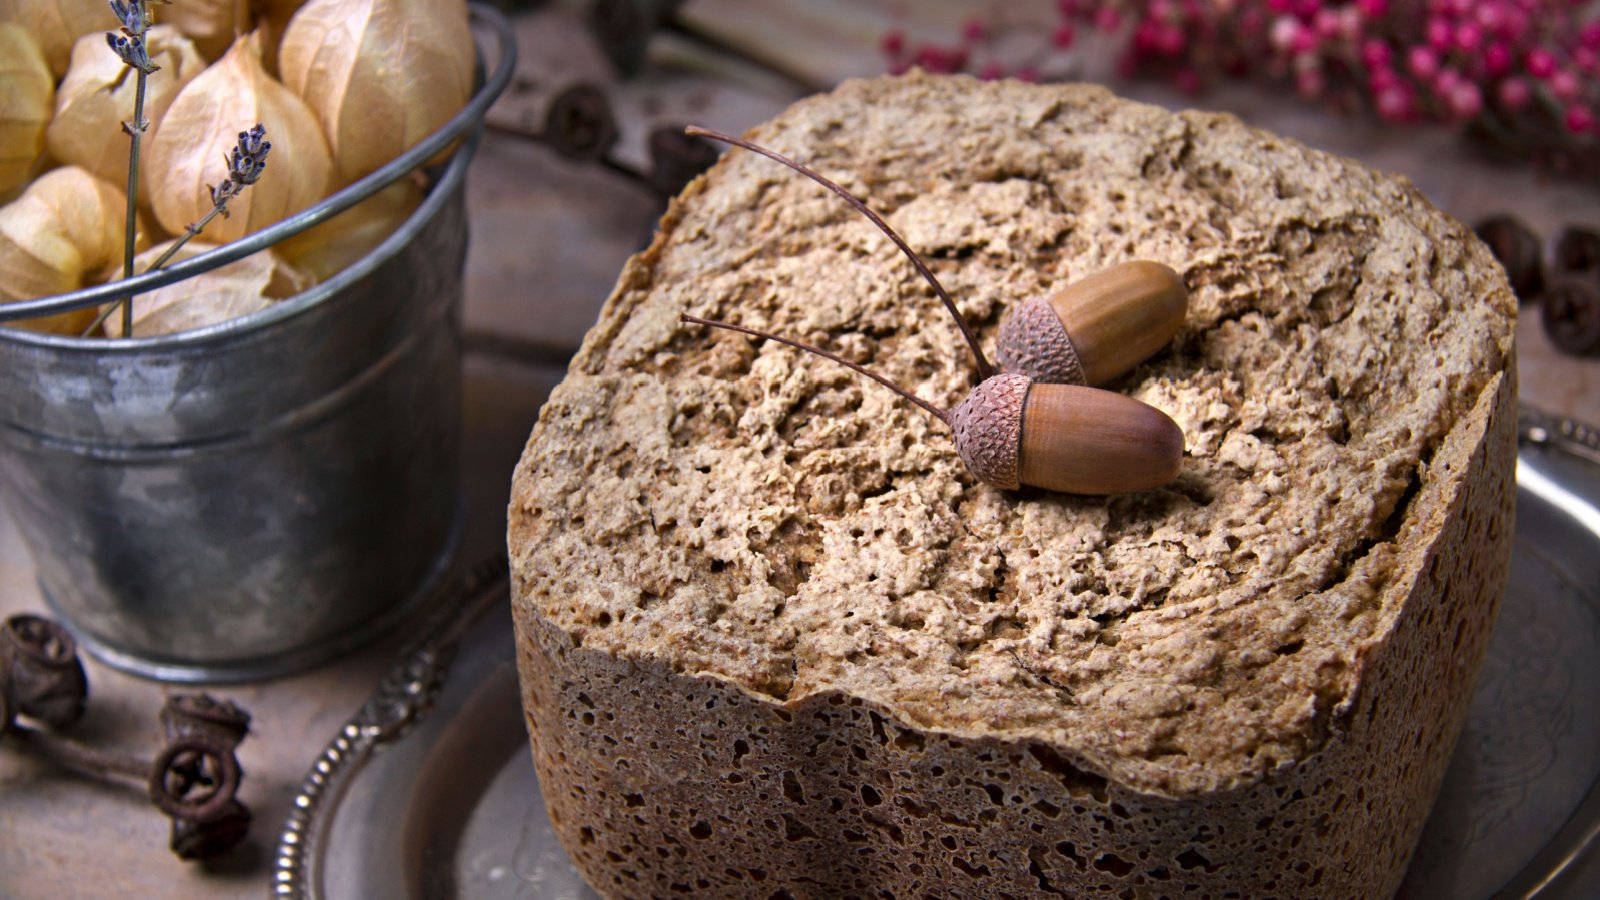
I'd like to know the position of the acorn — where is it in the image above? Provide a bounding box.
[680,128,1184,496]
[995,260,1188,385]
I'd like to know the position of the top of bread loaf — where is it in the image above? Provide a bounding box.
[509,73,1515,798]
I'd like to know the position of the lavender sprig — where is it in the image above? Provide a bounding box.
[105,0,163,339]
[208,125,272,213]
[84,126,272,337]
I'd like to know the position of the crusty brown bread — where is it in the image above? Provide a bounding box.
[509,73,1517,898]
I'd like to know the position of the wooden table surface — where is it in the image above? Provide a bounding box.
[1,1,1597,897]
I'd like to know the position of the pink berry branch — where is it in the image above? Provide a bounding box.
[882,0,1600,171]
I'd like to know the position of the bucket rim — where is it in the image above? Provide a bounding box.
[0,2,516,347]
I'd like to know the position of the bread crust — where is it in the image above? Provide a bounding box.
[509,73,1517,898]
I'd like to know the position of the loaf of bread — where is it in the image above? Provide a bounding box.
[509,73,1517,898]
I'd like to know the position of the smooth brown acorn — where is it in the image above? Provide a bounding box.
[995,260,1188,385]
[681,128,1184,495]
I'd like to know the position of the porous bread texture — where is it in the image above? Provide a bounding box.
[509,73,1517,898]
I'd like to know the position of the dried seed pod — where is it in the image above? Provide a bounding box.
[145,31,332,244]
[585,0,677,76]
[275,178,423,282]
[1473,214,1545,301]
[679,127,1185,496]
[0,668,15,733]
[147,735,242,823]
[109,239,313,337]
[1553,226,1600,274]
[154,0,249,60]
[170,799,252,860]
[46,26,206,188]
[0,614,88,729]
[647,124,718,197]
[0,166,145,335]
[995,260,1188,385]
[1541,276,1600,356]
[0,0,110,77]
[0,23,53,196]
[278,0,474,183]
[542,83,618,162]
[161,693,252,752]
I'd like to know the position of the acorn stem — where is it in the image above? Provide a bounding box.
[685,126,994,380]
[680,313,951,425]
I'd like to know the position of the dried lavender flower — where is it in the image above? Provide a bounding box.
[207,125,271,214]
[85,123,271,335]
[105,30,158,75]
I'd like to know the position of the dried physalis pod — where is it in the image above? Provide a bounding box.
[0,166,145,335]
[47,26,206,188]
[0,23,53,197]
[110,240,312,337]
[154,0,250,60]
[251,0,310,76]
[279,0,474,182]
[995,260,1188,385]
[679,127,1183,496]
[0,0,109,77]
[275,178,423,282]
[145,31,332,244]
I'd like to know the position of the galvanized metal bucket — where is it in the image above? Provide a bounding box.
[0,6,516,683]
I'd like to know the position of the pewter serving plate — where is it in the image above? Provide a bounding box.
[278,408,1600,899]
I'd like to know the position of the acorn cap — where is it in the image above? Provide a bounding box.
[950,373,1029,491]
[994,296,1084,385]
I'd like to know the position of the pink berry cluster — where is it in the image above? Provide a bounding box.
[881,11,1080,83]
[881,0,1599,165]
